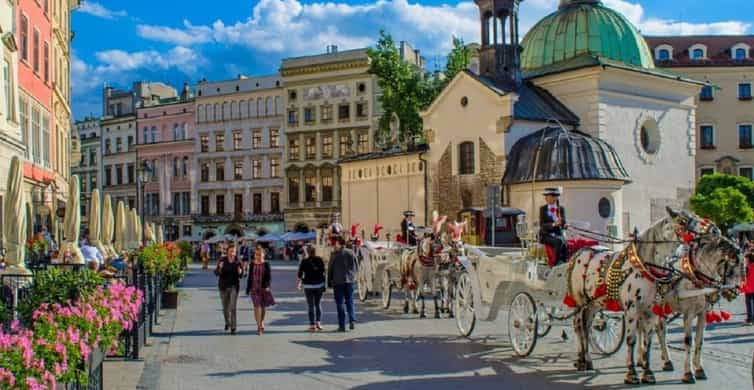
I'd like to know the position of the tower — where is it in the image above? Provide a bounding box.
[475,0,522,90]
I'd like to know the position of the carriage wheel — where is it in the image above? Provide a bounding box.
[536,304,553,337]
[508,292,538,357]
[453,272,476,337]
[590,310,625,356]
[381,269,392,310]
[357,261,370,302]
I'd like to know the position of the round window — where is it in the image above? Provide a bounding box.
[461,96,469,107]
[358,83,366,93]
[598,197,612,218]
[639,120,660,155]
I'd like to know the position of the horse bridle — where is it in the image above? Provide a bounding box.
[683,235,741,292]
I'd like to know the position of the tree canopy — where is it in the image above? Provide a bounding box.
[690,173,754,230]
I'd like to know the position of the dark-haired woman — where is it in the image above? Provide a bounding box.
[298,245,326,331]
[247,244,274,334]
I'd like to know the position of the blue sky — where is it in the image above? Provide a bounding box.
[71,0,753,119]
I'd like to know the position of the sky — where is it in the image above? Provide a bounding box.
[71,0,754,120]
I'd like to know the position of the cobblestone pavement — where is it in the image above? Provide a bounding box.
[120,262,753,390]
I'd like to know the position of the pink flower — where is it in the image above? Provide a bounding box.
[79,340,91,360]
[26,377,43,390]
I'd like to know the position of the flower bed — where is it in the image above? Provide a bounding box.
[0,280,142,389]
[138,243,185,291]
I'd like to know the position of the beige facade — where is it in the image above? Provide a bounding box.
[192,75,285,238]
[281,48,379,231]
[340,152,426,236]
[72,117,101,226]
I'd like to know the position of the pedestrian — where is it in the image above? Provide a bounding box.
[743,253,754,325]
[328,236,358,332]
[200,241,210,270]
[215,244,243,334]
[247,243,274,335]
[297,245,326,331]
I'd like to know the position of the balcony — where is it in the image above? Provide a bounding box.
[192,213,284,223]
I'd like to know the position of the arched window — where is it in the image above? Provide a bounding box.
[735,48,747,60]
[274,96,281,115]
[658,49,670,61]
[182,156,189,176]
[142,127,148,144]
[222,101,229,120]
[484,13,493,46]
[249,99,256,117]
[173,123,180,140]
[150,126,158,143]
[265,97,273,116]
[213,103,219,121]
[173,157,179,177]
[257,98,264,117]
[231,101,237,119]
[458,142,475,175]
[239,100,247,118]
[496,14,505,45]
[205,105,211,122]
[197,104,205,122]
[692,48,705,60]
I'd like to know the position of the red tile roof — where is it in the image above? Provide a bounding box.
[644,35,754,67]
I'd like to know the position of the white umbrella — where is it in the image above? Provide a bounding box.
[145,222,156,244]
[2,156,29,275]
[88,189,106,260]
[129,209,139,250]
[156,225,164,245]
[57,175,84,264]
[101,195,115,259]
[114,201,126,254]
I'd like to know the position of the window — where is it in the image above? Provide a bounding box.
[658,49,670,61]
[32,30,39,73]
[183,225,192,237]
[116,165,123,185]
[289,138,300,160]
[182,156,189,176]
[270,193,280,213]
[340,134,351,156]
[740,167,754,181]
[735,48,747,60]
[357,133,369,154]
[288,90,297,101]
[459,142,475,174]
[700,85,713,101]
[322,135,333,158]
[104,166,111,186]
[740,124,753,148]
[700,125,715,149]
[142,127,148,144]
[639,120,660,155]
[90,176,96,192]
[216,161,225,181]
[3,60,13,120]
[321,105,333,122]
[356,102,368,118]
[304,107,316,123]
[598,197,612,218]
[234,160,243,180]
[322,173,333,202]
[150,126,157,143]
[270,159,280,177]
[173,193,180,215]
[252,130,262,149]
[692,48,705,60]
[173,158,179,177]
[200,135,209,152]
[270,129,279,148]
[233,131,242,150]
[305,175,316,202]
[43,42,49,83]
[115,137,122,152]
[41,114,49,166]
[201,195,210,215]
[288,176,300,204]
[252,160,262,179]
[181,193,191,215]
[19,98,29,158]
[20,15,28,61]
[739,83,752,100]
[127,164,134,183]
[253,193,262,214]
[201,162,210,182]
[104,139,111,154]
[338,104,350,120]
[265,97,273,115]
[234,194,243,215]
[305,137,316,159]
[31,107,40,163]
[288,109,298,125]
[216,195,225,215]
[215,133,225,151]
[127,135,134,150]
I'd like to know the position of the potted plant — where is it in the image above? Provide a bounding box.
[160,243,185,309]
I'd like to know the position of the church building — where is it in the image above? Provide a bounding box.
[340,0,703,240]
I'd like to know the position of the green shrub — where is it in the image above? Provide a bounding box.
[17,268,104,326]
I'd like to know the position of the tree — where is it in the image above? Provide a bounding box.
[440,36,473,90]
[694,173,754,208]
[690,182,754,231]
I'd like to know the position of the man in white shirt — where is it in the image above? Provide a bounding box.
[80,238,104,270]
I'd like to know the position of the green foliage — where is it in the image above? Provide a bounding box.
[138,243,185,290]
[367,32,472,144]
[0,300,9,325]
[694,173,754,208]
[177,241,193,259]
[17,268,104,326]
[690,186,754,230]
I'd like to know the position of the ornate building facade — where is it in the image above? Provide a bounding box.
[72,116,100,226]
[192,75,284,239]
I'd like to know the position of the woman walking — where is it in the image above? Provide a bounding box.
[215,244,243,334]
[298,245,326,331]
[743,252,754,325]
[247,243,274,334]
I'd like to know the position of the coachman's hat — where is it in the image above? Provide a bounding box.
[542,187,561,196]
[403,210,415,217]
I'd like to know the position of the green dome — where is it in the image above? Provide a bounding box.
[521,0,655,72]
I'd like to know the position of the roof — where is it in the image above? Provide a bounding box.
[281,48,369,71]
[465,71,581,126]
[503,126,631,185]
[644,35,754,67]
[338,144,429,164]
[521,0,655,72]
[523,54,707,85]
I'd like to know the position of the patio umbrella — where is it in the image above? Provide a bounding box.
[57,175,84,265]
[114,201,125,254]
[156,225,164,245]
[88,189,106,259]
[129,209,140,250]
[2,156,29,274]
[101,195,115,259]
[145,222,155,244]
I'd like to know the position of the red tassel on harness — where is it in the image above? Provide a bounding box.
[605,299,622,312]
[720,310,731,321]
[593,284,607,299]
[706,311,722,323]
[652,304,665,317]
[705,311,715,323]
[663,303,673,316]
[683,233,695,243]
[563,295,577,308]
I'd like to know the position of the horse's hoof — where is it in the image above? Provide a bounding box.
[624,373,640,385]
[662,360,674,372]
[420,313,426,318]
[448,313,455,319]
[682,372,696,384]
[640,371,656,385]
[694,368,707,380]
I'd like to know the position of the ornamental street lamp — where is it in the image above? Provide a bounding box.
[137,160,153,246]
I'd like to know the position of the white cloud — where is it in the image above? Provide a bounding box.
[604,0,750,35]
[78,2,127,20]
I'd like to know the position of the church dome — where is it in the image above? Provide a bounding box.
[503,127,630,185]
[520,0,655,72]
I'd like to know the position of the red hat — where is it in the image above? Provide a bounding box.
[373,224,384,236]
[350,224,360,237]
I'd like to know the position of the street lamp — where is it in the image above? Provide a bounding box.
[137,160,153,245]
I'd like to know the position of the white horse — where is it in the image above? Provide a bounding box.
[645,232,742,384]
[399,212,447,318]
[567,207,692,384]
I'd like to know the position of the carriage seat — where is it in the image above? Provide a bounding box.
[541,238,600,267]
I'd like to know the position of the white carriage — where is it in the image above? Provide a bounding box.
[452,225,626,358]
